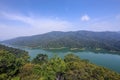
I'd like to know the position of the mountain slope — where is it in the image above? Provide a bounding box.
[2,31,120,52]
[0,44,29,58]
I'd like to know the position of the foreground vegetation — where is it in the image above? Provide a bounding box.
[0,44,120,80]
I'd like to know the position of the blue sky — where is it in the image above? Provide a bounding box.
[0,0,120,40]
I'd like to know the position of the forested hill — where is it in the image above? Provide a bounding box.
[2,31,120,52]
[0,44,29,58]
[0,43,120,80]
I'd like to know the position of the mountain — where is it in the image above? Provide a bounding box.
[2,31,120,52]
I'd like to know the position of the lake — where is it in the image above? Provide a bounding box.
[2,44,120,73]
[23,48,120,73]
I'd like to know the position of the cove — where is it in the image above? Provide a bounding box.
[24,48,120,73]
[2,44,120,73]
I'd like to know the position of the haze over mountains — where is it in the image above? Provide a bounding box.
[2,30,120,52]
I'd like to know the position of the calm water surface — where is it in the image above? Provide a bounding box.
[24,48,120,73]
[2,44,120,73]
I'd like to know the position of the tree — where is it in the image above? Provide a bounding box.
[0,50,23,80]
[47,56,66,80]
[32,54,48,64]
[64,54,81,62]
[32,55,66,80]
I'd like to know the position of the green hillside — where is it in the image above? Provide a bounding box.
[0,44,120,80]
[2,31,120,52]
[0,44,29,80]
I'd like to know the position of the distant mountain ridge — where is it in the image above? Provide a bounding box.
[2,31,120,52]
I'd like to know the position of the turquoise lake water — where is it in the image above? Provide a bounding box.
[2,44,120,73]
[23,48,120,73]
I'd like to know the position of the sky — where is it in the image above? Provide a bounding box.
[0,0,120,40]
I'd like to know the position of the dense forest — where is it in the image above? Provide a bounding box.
[0,44,120,80]
[0,44,29,80]
[2,31,120,52]
[0,44,29,59]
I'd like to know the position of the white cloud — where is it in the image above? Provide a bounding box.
[81,15,90,21]
[0,12,73,40]
[0,12,72,29]
[78,16,120,31]
[0,11,120,40]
